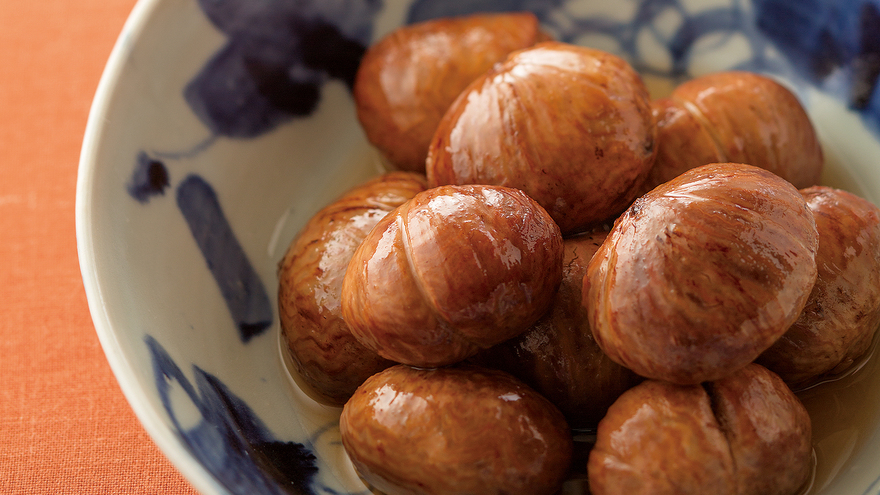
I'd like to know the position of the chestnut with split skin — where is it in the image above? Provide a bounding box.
[277,172,428,405]
[588,363,812,495]
[341,184,564,368]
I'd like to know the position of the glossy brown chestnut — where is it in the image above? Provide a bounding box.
[589,379,736,495]
[759,186,880,389]
[645,71,823,192]
[277,172,427,405]
[586,163,819,384]
[340,364,573,495]
[341,184,564,368]
[588,364,812,495]
[426,41,657,235]
[353,12,550,172]
[471,228,643,429]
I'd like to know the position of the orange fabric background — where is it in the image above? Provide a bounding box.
[0,0,199,493]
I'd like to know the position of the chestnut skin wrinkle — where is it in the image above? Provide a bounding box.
[353,12,550,172]
[277,172,427,405]
[759,186,880,388]
[645,71,823,192]
[340,364,573,495]
[471,229,643,429]
[589,379,737,495]
[427,41,657,235]
[588,364,812,495]
[586,163,819,384]
[341,184,564,367]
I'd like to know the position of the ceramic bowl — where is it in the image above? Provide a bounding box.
[76,0,880,493]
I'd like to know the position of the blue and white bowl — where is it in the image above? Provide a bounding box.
[76,0,880,493]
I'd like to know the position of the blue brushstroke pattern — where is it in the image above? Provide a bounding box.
[753,0,880,127]
[406,0,562,23]
[146,335,319,495]
[127,152,170,203]
[854,3,880,106]
[405,0,755,77]
[185,0,380,138]
[178,0,880,138]
[664,6,749,75]
[176,175,273,342]
[755,0,857,79]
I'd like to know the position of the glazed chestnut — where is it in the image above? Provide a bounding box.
[277,172,427,405]
[586,163,819,384]
[341,184,563,367]
[426,41,657,235]
[759,186,880,389]
[340,364,573,495]
[588,364,812,495]
[472,229,643,429]
[645,71,823,191]
[353,12,549,172]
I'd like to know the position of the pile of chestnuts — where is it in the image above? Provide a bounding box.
[277,11,880,495]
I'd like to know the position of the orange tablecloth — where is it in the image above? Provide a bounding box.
[0,1,199,492]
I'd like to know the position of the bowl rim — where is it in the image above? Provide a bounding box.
[75,0,227,493]
[75,1,880,494]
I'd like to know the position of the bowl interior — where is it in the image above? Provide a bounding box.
[77,0,880,494]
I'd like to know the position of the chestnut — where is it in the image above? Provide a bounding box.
[341,184,564,368]
[586,163,819,384]
[426,41,657,235]
[277,172,427,405]
[471,228,643,429]
[340,364,573,495]
[588,364,812,495]
[759,185,880,389]
[353,12,550,172]
[645,71,823,192]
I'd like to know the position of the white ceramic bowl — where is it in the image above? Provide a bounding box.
[77,0,880,493]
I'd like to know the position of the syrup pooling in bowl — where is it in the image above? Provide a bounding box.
[797,333,880,493]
